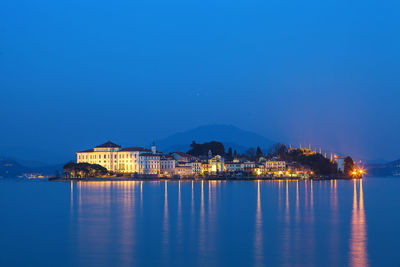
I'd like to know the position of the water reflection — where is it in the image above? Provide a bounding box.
[281,180,291,266]
[199,180,206,262]
[296,181,299,223]
[330,179,339,265]
[208,181,218,262]
[162,181,169,261]
[177,181,183,254]
[254,181,264,266]
[191,181,194,216]
[305,180,315,265]
[310,180,314,207]
[349,180,369,267]
[67,179,370,267]
[72,181,138,266]
[120,181,135,266]
[140,181,143,208]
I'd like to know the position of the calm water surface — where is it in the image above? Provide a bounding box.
[1,177,400,266]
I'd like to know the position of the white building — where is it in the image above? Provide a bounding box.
[190,161,202,175]
[76,141,175,175]
[174,161,202,177]
[139,153,161,174]
[160,155,176,175]
[243,161,256,171]
[171,152,198,163]
[225,162,244,173]
[265,160,286,171]
[209,155,225,174]
[335,156,345,173]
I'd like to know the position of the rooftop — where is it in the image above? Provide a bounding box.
[120,147,151,152]
[140,153,161,157]
[95,141,121,148]
[172,152,196,158]
[78,148,94,153]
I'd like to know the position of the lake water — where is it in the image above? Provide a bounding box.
[1,177,399,267]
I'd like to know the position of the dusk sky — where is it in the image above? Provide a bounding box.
[1,0,399,163]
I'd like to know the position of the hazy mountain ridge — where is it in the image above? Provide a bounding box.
[156,124,275,153]
[0,157,63,178]
[367,159,400,177]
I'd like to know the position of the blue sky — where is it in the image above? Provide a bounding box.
[1,0,399,163]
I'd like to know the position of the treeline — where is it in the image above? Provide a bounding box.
[188,140,354,176]
[188,141,225,157]
[268,143,357,176]
[187,141,264,161]
[63,162,108,178]
[186,140,355,176]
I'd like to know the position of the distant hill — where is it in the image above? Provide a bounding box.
[156,124,275,153]
[0,158,30,177]
[367,159,400,177]
[0,157,63,178]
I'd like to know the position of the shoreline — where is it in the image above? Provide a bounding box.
[48,175,357,182]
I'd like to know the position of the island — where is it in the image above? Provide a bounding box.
[49,140,365,182]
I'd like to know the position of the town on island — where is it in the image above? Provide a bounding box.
[53,140,364,181]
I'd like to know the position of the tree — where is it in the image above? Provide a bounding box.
[344,156,355,176]
[244,147,256,161]
[63,162,108,178]
[226,147,233,161]
[256,146,263,162]
[64,161,77,178]
[268,143,288,159]
[187,141,225,157]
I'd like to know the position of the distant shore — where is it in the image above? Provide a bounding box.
[48,174,356,182]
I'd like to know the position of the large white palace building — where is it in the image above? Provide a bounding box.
[76,141,175,175]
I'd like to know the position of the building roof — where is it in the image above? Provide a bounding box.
[172,152,195,158]
[225,161,243,165]
[95,141,121,148]
[161,155,174,160]
[120,147,151,152]
[77,148,94,153]
[140,153,161,157]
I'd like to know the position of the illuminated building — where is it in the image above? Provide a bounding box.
[175,164,193,177]
[289,144,317,156]
[171,152,198,163]
[335,155,345,173]
[243,161,256,172]
[225,162,244,173]
[174,161,201,177]
[190,161,202,175]
[76,141,175,175]
[265,160,286,171]
[160,155,176,175]
[139,153,161,174]
[208,155,225,174]
[254,164,265,176]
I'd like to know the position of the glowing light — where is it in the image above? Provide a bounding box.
[351,167,366,178]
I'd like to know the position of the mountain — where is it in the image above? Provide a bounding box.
[0,158,30,177]
[0,157,63,178]
[365,158,389,165]
[156,125,275,153]
[367,159,400,177]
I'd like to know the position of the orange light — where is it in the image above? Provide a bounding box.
[351,167,365,177]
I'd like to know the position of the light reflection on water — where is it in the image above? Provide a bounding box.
[162,181,169,262]
[350,179,368,267]
[254,181,263,266]
[68,179,368,267]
